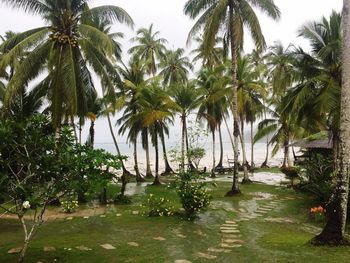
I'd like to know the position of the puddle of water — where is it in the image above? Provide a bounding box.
[124,182,152,196]
[207,172,288,186]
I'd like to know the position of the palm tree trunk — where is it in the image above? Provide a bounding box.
[133,138,144,182]
[78,119,82,145]
[181,114,186,173]
[185,119,195,170]
[240,119,250,183]
[106,113,131,176]
[313,2,350,244]
[250,121,255,170]
[211,130,216,178]
[88,120,95,148]
[282,138,290,168]
[261,109,269,168]
[224,117,235,153]
[160,129,174,175]
[144,129,153,178]
[226,2,241,195]
[153,131,161,185]
[70,115,78,144]
[216,123,224,168]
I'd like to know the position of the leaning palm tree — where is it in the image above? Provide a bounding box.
[184,0,280,195]
[129,24,167,76]
[169,81,200,172]
[0,0,133,128]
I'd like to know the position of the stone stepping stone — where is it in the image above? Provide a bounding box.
[8,247,22,254]
[174,260,192,263]
[207,247,231,253]
[83,216,89,219]
[76,245,92,251]
[132,211,139,215]
[263,205,276,209]
[100,214,106,218]
[116,213,122,217]
[220,227,237,231]
[100,244,116,250]
[258,207,271,211]
[239,208,247,213]
[153,236,166,241]
[221,229,240,234]
[127,242,139,247]
[222,239,244,244]
[225,220,236,224]
[255,210,268,214]
[43,247,56,252]
[220,243,243,248]
[176,234,186,239]
[195,252,217,260]
[222,223,238,227]
[66,217,74,220]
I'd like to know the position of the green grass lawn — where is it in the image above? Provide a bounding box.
[1,180,350,263]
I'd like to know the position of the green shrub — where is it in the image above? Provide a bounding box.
[143,194,175,217]
[298,153,333,203]
[175,173,212,220]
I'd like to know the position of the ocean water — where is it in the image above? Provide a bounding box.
[84,116,287,174]
[94,141,285,174]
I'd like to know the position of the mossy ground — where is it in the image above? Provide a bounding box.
[1,177,350,263]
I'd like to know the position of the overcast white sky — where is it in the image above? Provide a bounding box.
[0,0,344,151]
[0,0,343,55]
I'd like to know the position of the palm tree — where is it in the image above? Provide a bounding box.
[117,57,147,182]
[159,48,193,86]
[282,12,342,162]
[169,81,199,172]
[313,2,350,245]
[0,0,133,128]
[191,36,224,67]
[197,65,230,177]
[129,24,167,76]
[236,55,266,181]
[134,82,175,185]
[184,0,280,195]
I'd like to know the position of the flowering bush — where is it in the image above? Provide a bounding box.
[61,200,79,213]
[310,205,326,222]
[143,194,174,217]
[174,172,212,220]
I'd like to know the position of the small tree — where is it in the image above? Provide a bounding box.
[0,115,121,262]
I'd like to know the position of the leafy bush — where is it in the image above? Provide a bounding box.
[61,200,79,213]
[298,153,333,203]
[143,194,175,217]
[174,173,212,220]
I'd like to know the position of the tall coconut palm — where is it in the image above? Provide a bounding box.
[184,0,280,195]
[197,65,230,177]
[191,36,224,67]
[129,24,167,76]
[313,2,349,245]
[236,55,266,181]
[169,81,199,172]
[159,48,193,86]
[0,0,133,128]
[117,57,147,182]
